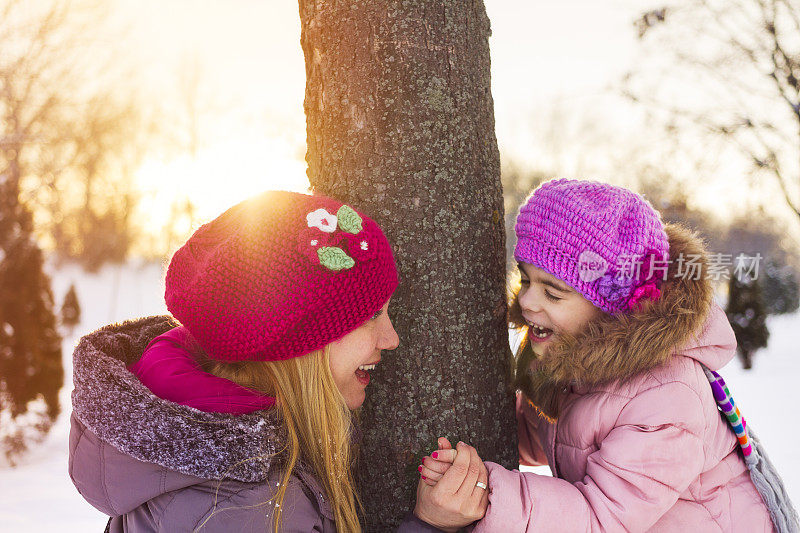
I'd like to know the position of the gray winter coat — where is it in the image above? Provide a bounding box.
[68,316,440,532]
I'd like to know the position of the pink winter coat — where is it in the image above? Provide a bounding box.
[477,224,774,532]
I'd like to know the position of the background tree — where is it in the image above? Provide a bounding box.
[625,0,800,225]
[723,212,798,369]
[761,258,800,315]
[298,1,516,528]
[0,0,68,462]
[60,283,81,334]
[157,54,213,259]
[725,211,800,312]
[48,89,153,271]
[0,175,62,465]
[501,163,546,267]
[0,0,158,461]
[1,0,159,271]
[726,273,770,369]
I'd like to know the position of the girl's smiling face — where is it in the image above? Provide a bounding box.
[517,262,603,355]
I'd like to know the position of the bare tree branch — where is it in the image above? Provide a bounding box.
[626,0,800,223]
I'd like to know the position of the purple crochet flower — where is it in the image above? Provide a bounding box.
[596,271,637,303]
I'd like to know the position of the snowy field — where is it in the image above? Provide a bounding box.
[0,260,798,531]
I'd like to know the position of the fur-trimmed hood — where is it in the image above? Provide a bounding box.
[69,316,285,488]
[511,224,736,418]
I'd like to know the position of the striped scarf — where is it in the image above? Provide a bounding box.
[704,367,799,533]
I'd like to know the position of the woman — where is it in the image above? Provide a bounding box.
[68,190,459,532]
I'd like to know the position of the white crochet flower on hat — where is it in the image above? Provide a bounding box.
[306,208,338,233]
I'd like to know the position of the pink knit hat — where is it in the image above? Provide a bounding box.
[514,178,669,314]
[165,190,399,361]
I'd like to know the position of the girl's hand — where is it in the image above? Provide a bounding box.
[419,437,454,486]
[413,441,489,532]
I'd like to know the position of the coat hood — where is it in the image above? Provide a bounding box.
[512,223,737,418]
[69,316,285,514]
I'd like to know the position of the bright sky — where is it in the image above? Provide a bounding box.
[117,0,648,217]
[112,0,796,247]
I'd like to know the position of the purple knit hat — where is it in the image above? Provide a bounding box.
[514,178,669,314]
[165,190,399,361]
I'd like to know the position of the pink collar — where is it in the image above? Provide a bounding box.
[129,327,275,414]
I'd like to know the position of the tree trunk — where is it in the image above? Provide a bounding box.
[298,1,516,529]
[740,349,753,370]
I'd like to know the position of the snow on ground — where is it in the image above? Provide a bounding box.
[0,260,167,532]
[0,260,798,531]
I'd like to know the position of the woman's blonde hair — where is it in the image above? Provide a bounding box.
[204,347,362,532]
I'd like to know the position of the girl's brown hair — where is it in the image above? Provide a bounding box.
[507,266,567,421]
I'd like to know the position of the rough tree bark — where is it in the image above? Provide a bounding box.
[298,1,516,529]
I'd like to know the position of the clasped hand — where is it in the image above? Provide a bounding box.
[413,438,489,532]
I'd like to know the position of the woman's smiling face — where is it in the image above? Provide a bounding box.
[328,299,399,409]
[517,263,603,355]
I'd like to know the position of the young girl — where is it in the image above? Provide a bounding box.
[68,191,436,532]
[418,179,797,532]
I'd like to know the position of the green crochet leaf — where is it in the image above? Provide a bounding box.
[317,246,355,271]
[337,205,363,234]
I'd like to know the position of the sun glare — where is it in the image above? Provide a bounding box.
[134,136,310,236]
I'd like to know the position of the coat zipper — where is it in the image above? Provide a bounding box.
[550,416,560,478]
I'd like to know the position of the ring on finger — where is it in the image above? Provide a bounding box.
[476,481,487,490]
